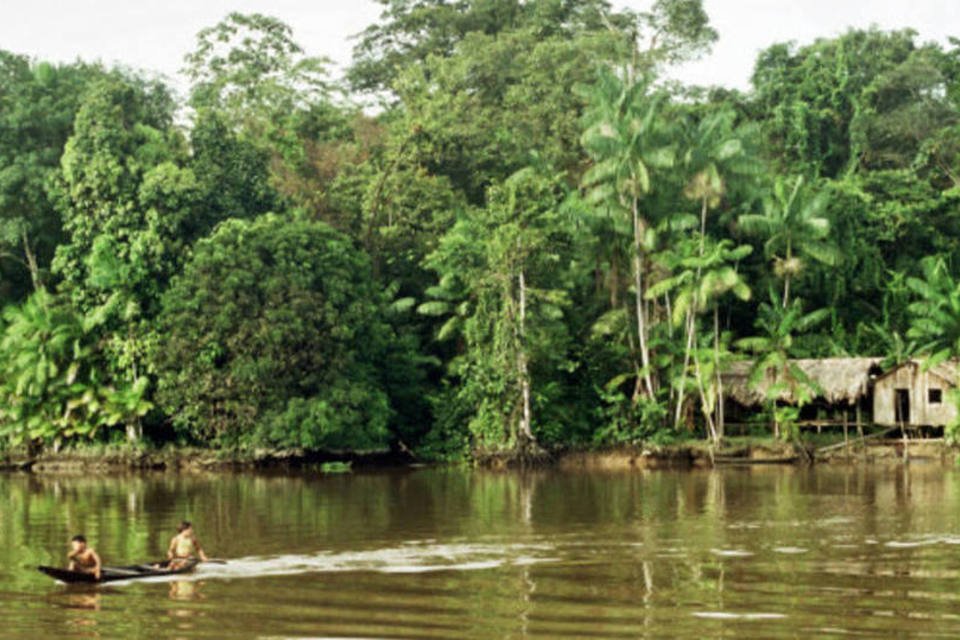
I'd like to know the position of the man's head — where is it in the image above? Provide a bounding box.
[70,534,87,552]
[177,521,192,534]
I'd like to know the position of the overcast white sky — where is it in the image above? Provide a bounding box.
[1,0,956,96]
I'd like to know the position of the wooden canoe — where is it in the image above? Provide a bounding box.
[38,558,199,584]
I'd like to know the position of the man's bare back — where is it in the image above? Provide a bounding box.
[167,520,208,569]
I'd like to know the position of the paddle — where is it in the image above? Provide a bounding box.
[202,559,228,565]
[104,567,148,577]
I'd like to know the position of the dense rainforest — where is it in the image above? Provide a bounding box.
[1,0,959,460]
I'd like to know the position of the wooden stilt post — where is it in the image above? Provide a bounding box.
[843,407,849,455]
[856,403,864,458]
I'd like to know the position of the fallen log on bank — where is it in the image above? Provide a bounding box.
[815,427,898,455]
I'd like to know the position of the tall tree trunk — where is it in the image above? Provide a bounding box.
[678,196,710,433]
[363,135,412,277]
[126,422,142,445]
[632,198,654,399]
[674,310,696,429]
[21,230,41,291]
[126,337,142,445]
[664,294,675,411]
[692,343,718,445]
[517,269,534,446]
[713,306,724,442]
[699,196,708,255]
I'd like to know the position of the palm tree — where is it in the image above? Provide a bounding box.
[649,237,752,442]
[670,108,759,433]
[0,289,82,450]
[906,257,960,441]
[736,291,829,438]
[0,288,151,452]
[738,176,838,307]
[864,322,918,369]
[906,257,960,364]
[580,68,674,400]
[680,107,761,246]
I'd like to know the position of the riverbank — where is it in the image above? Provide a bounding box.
[3,432,955,474]
[555,440,807,471]
[556,438,954,471]
[0,445,414,474]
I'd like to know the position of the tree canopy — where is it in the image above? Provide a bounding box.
[2,5,960,455]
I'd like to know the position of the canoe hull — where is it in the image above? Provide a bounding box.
[38,559,199,584]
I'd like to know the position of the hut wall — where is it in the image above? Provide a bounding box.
[873,365,957,427]
[873,377,895,426]
[922,374,958,426]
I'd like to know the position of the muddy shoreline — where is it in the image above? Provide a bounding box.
[0,447,415,474]
[2,436,954,474]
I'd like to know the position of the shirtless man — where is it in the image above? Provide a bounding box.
[167,521,208,569]
[67,535,101,580]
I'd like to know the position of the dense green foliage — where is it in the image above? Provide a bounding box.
[0,3,958,457]
[153,214,400,450]
[0,289,150,449]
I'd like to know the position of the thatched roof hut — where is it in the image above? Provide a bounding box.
[723,358,884,407]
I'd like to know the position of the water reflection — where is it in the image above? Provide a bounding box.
[47,589,102,639]
[168,580,203,601]
[58,589,102,611]
[167,580,203,637]
[4,465,960,638]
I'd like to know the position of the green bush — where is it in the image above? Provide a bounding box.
[152,213,406,451]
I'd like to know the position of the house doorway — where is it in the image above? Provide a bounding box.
[895,388,910,425]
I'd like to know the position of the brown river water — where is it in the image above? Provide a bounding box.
[2,464,960,639]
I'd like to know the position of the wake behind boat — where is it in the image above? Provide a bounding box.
[38,558,199,584]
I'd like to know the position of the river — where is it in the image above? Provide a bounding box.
[2,464,960,638]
